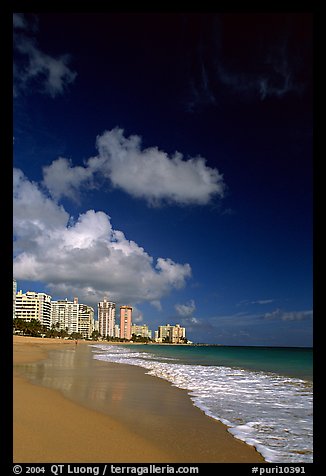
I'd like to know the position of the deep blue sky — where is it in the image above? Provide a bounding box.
[13,12,313,346]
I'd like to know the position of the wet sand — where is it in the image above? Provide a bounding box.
[13,336,265,463]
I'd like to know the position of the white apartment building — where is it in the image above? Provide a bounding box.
[98,297,116,337]
[15,290,52,328]
[51,297,79,334]
[39,293,52,328]
[51,297,95,337]
[78,303,95,339]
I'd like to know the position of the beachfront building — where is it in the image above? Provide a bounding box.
[15,290,52,328]
[157,323,186,344]
[13,278,17,319]
[39,293,52,328]
[173,324,186,343]
[120,305,132,340]
[157,324,172,342]
[51,297,79,334]
[114,324,120,338]
[98,297,116,338]
[78,303,95,339]
[131,323,152,339]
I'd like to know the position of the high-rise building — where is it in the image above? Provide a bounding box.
[51,297,79,334]
[78,303,95,339]
[15,290,39,322]
[120,305,132,340]
[13,279,17,319]
[15,290,52,328]
[39,293,52,328]
[98,298,116,337]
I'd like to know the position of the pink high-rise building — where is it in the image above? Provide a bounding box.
[120,305,132,340]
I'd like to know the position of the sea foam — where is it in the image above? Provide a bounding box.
[91,344,313,463]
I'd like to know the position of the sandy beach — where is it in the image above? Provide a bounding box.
[13,336,265,463]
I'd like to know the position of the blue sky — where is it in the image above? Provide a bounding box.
[13,12,313,346]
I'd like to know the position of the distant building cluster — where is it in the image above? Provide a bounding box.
[13,279,187,343]
[155,324,186,344]
[14,288,95,339]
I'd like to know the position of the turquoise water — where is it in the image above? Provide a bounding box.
[92,344,313,463]
[124,344,313,381]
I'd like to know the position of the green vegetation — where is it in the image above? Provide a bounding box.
[13,318,83,339]
[103,333,152,343]
[90,330,101,340]
[131,333,152,343]
[13,318,48,337]
[12,319,153,342]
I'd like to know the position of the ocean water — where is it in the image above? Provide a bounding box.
[91,344,313,463]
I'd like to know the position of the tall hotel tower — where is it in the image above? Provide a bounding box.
[51,297,79,334]
[120,305,132,340]
[98,297,116,338]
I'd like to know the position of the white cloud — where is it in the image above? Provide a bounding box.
[13,13,76,97]
[263,308,313,321]
[175,299,196,316]
[43,128,226,206]
[179,316,212,334]
[13,168,69,253]
[150,300,163,311]
[238,299,274,306]
[13,169,192,308]
[96,128,225,205]
[42,157,95,202]
[131,307,144,323]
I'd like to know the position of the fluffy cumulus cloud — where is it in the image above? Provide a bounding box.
[13,169,191,307]
[13,13,77,97]
[13,168,69,253]
[42,157,95,202]
[43,128,226,206]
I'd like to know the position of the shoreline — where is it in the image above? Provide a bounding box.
[13,336,265,463]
